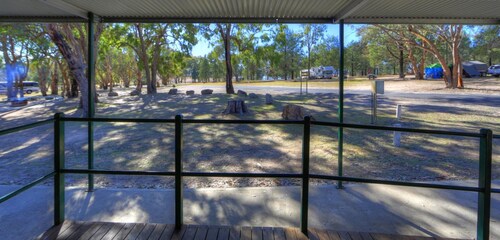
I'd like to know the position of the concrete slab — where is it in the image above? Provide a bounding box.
[1,182,499,240]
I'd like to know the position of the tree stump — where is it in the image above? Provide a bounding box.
[237,90,247,96]
[223,99,248,115]
[249,93,258,99]
[201,89,213,95]
[186,90,195,95]
[108,91,118,97]
[282,104,305,120]
[168,88,178,95]
[265,94,273,105]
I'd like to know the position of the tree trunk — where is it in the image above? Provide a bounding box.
[220,24,235,94]
[37,65,49,96]
[51,61,59,95]
[47,24,91,115]
[399,49,405,78]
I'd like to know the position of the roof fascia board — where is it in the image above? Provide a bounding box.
[39,0,88,19]
[333,0,369,23]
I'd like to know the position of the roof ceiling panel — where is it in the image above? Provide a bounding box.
[353,0,500,19]
[62,0,350,19]
[0,0,73,16]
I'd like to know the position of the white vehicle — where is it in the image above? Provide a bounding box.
[487,65,500,77]
[319,66,335,79]
[0,81,40,94]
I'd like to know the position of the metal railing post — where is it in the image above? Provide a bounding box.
[87,11,96,192]
[477,128,492,240]
[337,19,345,189]
[54,113,65,225]
[301,116,311,235]
[175,114,184,229]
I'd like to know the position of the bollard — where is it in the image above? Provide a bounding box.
[396,105,402,121]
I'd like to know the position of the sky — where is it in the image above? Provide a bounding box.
[191,24,360,57]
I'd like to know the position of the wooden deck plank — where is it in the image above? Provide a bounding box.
[241,226,252,240]
[87,222,115,240]
[359,232,374,240]
[153,225,173,240]
[262,227,274,240]
[348,232,364,240]
[136,224,157,240]
[273,228,286,240]
[56,221,85,240]
[314,228,331,240]
[182,225,198,240]
[206,226,220,240]
[293,229,308,240]
[283,227,297,240]
[338,232,352,240]
[65,222,94,239]
[100,223,126,240]
[125,223,147,239]
[38,222,465,240]
[252,227,263,240]
[38,221,75,240]
[217,227,230,240]
[110,222,135,240]
[229,227,241,240]
[194,225,209,240]
[170,225,187,240]
[307,228,321,240]
[77,222,104,240]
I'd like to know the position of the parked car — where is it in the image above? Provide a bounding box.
[487,65,500,77]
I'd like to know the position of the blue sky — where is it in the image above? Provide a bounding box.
[191,24,360,57]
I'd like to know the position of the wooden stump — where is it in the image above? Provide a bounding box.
[282,104,305,120]
[223,99,248,115]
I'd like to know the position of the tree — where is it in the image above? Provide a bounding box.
[202,24,262,93]
[301,24,325,93]
[119,23,197,94]
[46,23,104,116]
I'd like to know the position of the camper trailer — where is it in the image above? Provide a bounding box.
[319,66,335,79]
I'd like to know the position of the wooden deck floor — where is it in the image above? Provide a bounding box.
[37,221,461,240]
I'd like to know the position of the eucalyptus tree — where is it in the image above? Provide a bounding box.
[302,24,326,77]
[378,24,465,88]
[46,23,104,116]
[273,25,303,80]
[116,23,197,94]
[202,24,263,92]
[472,26,500,65]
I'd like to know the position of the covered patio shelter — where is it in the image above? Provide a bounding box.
[1,0,499,240]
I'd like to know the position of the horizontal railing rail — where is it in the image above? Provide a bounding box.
[0,118,54,136]
[0,114,497,240]
[0,171,55,204]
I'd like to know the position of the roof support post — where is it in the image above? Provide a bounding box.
[87,12,95,192]
[337,19,345,189]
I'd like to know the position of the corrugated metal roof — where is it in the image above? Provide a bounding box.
[1,0,499,23]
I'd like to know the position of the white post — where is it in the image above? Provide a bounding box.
[396,104,402,120]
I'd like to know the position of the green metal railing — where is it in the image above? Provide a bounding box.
[0,114,497,240]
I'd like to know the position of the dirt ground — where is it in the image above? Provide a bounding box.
[0,77,499,189]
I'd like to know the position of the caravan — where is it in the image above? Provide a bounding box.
[319,66,335,79]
